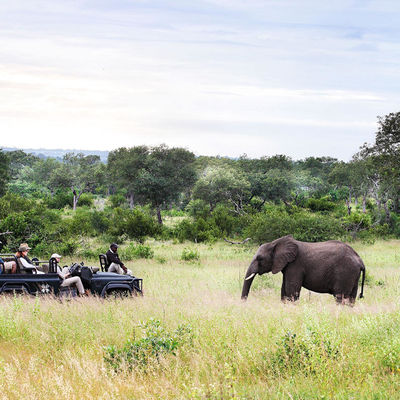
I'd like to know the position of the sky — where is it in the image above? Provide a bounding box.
[1,0,399,160]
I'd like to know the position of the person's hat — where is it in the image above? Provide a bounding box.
[110,243,119,248]
[18,243,31,252]
[51,253,62,259]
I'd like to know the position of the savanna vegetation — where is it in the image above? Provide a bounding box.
[0,111,399,398]
[0,240,399,399]
[0,112,400,255]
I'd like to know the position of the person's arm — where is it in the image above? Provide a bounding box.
[106,251,124,266]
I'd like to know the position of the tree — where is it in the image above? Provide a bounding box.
[107,146,148,208]
[357,112,400,218]
[135,145,197,224]
[248,168,294,207]
[193,166,250,214]
[49,153,105,210]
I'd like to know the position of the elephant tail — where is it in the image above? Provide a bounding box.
[359,265,365,299]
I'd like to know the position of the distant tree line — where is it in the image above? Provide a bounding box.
[0,111,399,254]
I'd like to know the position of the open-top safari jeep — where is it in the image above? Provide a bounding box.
[0,253,143,298]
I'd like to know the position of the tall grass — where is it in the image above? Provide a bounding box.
[0,240,399,399]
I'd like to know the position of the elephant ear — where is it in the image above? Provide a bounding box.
[271,235,298,274]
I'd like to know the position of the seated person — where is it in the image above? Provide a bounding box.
[0,256,17,274]
[15,243,44,274]
[106,243,132,275]
[52,253,86,296]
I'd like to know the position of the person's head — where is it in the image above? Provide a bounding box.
[110,243,118,252]
[51,253,62,263]
[18,243,31,257]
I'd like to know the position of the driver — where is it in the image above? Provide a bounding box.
[52,253,86,296]
[106,243,132,275]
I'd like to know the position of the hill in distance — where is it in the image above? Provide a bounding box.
[2,147,109,162]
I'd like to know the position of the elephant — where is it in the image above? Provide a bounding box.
[241,235,365,304]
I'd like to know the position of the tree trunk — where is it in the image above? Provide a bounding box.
[128,192,134,209]
[393,196,400,214]
[362,195,367,214]
[72,189,82,211]
[156,205,163,225]
[345,199,352,215]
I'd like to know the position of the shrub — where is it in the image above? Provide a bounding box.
[119,243,154,260]
[174,218,220,243]
[108,207,160,243]
[246,209,344,243]
[181,248,200,262]
[269,329,340,376]
[78,193,94,207]
[185,199,210,219]
[379,339,400,373]
[108,194,127,208]
[306,197,336,212]
[68,208,96,237]
[0,192,33,218]
[45,190,73,209]
[59,238,79,256]
[103,319,192,372]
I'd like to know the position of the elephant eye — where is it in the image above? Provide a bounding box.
[256,255,263,262]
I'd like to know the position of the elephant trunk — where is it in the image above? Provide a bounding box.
[241,260,258,300]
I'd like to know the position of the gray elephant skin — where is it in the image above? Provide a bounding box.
[241,235,365,304]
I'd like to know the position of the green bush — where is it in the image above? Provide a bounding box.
[104,319,192,372]
[108,194,127,208]
[181,247,200,262]
[245,209,344,243]
[174,218,220,243]
[45,190,73,209]
[78,193,94,207]
[67,208,96,237]
[108,207,160,243]
[59,238,79,256]
[119,243,154,260]
[379,339,400,373]
[185,199,210,219]
[0,192,33,218]
[306,196,336,212]
[211,205,237,236]
[268,329,340,376]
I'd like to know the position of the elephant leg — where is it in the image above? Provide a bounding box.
[335,294,345,305]
[348,284,359,306]
[281,270,302,302]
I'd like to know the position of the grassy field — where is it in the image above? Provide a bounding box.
[0,240,399,399]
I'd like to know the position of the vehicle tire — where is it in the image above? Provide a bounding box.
[106,288,132,298]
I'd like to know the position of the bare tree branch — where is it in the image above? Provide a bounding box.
[224,237,251,245]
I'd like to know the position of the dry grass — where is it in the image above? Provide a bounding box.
[0,240,399,399]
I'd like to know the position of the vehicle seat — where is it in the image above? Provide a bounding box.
[15,256,36,274]
[49,257,58,273]
[99,254,109,272]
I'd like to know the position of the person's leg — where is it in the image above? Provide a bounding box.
[108,262,123,274]
[61,277,85,295]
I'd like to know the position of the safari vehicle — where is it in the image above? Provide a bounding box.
[0,254,143,297]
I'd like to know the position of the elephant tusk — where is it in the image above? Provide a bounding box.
[245,273,256,281]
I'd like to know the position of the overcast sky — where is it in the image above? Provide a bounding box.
[1,1,399,160]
